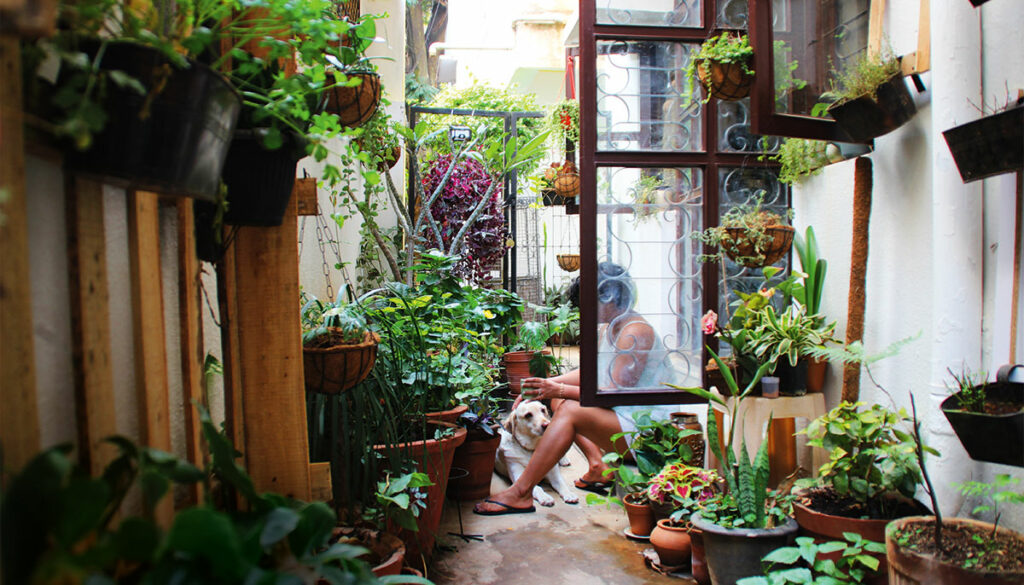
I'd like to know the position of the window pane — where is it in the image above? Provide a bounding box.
[717,98,782,153]
[593,167,705,395]
[596,0,702,27]
[597,41,703,152]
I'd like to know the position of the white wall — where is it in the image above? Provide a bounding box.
[793,0,1024,530]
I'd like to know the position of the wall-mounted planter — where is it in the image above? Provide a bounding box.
[941,365,1024,467]
[221,129,306,226]
[942,102,1023,183]
[63,41,240,200]
[827,73,916,143]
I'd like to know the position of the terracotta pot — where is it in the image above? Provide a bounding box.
[689,527,711,585]
[303,331,380,394]
[670,412,706,466]
[696,58,754,101]
[375,422,467,571]
[328,527,405,577]
[325,71,381,128]
[794,501,891,585]
[721,225,796,268]
[623,493,655,537]
[447,425,502,501]
[805,356,828,393]
[692,513,798,585]
[886,516,1024,585]
[502,350,551,394]
[650,519,692,567]
[424,404,469,425]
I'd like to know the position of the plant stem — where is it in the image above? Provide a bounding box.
[909,394,943,551]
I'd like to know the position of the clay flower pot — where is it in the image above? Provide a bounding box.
[502,350,551,394]
[447,424,502,501]
[650,519,692,567]
[886,516,1024,585]
[623,493,655,537]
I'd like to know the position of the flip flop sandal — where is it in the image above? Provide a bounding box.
[472,498,536,516]
[574,478,613,495]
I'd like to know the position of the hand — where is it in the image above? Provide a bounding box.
[521,377,560,401]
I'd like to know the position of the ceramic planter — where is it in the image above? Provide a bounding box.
[827,73,917,143]
[424,404,469,425]
[447,424,502,501]
[62,41,240,201]
[650,519,692,567]
[805,356,828,393]
[302,331,380,394]
[886,516,1024,585]
[943,102,1023,183]
[941,370,1024,467]
[623,493,655,537]
[721,225,795,268]
[697,58,754,101]
[691,513,798,585]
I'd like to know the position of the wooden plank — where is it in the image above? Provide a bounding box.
[231,195,311,500]
[127,190,174,526]
[219,242,246,471]
[900,0,931,75]
[295,177,319,216]
[1012,171,1022,359]
[867,0,886,59]
[0,37,41,475]
[66,176,118,475]
[310,461,333,503]
[0,0,58,37]
[177,200,206,505]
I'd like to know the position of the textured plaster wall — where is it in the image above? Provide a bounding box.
[792,0,1024,531]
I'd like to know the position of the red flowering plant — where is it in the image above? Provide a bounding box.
[421,154,508,283]
[700,286,775,392]
[647,462,721,525]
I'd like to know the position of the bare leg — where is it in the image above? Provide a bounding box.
[551,398,609,481]
[475,402,626,512]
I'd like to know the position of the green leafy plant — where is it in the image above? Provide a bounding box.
[826,47,901,106]
[750,303,837,369]
[365,470,433,532]
[945,365,988,413]
[666,348,783,529]
[0,406,428,585]
[301,286,371,347]
[772,40,807,102]
[629,174,667,222]
[546,99,580,152]
[788,226,828,319]
[737,533,887,585]
[682,33,755,105]
[955,474,1024,539]
[694,192,794,265]
[647,462,721,520]
[770,137,830,185]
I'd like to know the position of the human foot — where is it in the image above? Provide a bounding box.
[472,488,535,515]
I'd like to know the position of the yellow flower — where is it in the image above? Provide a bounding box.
[484,310,495,319]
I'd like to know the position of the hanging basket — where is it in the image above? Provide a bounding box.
[554,161,581,199]
[697,58,754,102]
[827,73,916,143]
[325,71,381,128]
[557,253,581,272]
[720,225,795,268]
[303,330,380,394]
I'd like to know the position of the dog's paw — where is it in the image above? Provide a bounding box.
[558,457,571,467]
[532,487,555,507]
[561,491,579,505]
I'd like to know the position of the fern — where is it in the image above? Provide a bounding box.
[806,333,920,366]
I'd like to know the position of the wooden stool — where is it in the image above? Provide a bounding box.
[708,390,828,486]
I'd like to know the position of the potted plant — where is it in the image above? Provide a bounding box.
[355,106,403,172]
[667,350,797,585]
[503,302,577,394]
[547,99,580,150]
[943,96,1024,183]
[324,17,383,128]
[628,174,668,223]
[647,463,721,567]
[21,0,242,200]
[940,365,1024,467]
[737,533,889,585]
[682,32,755,104]
[749,303,837,395]
[825,47,916,143]
[695,194,796,268]
[446,408,503,501]
[782,227,832,391]
[885,397,1024,584]
[301,288,380,394]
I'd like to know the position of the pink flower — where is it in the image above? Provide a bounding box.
[701,310,718,335]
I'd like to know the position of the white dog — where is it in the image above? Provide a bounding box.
[493,400,579,506]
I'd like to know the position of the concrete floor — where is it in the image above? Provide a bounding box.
[425,446,692,585]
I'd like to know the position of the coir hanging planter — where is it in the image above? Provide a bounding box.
[302,330,380,394]
[827,73,917,143]
[721,225,795,268]
[697,57,754,102]
[221,129,306,227]
[943,102,1024,183]
[553,160,581,199]
[325,70,381,128]
[556,253,581,272]
[940,364,1024,467]
[62,41,240,201]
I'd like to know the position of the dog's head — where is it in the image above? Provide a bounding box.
[503,400,552,451]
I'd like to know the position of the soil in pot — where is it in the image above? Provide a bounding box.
[887,516,1024,585]
[650,519,692,567]
[941,379,1024,467]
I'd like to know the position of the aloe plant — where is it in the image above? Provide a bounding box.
[666,348,780,528]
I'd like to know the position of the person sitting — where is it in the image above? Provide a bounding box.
[474,262,679,515]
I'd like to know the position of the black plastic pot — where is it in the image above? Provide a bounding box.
[691,513,798,585]
[63,41,240,201]
[220,129,306,226]
[775,360,809,396]
[827,73,917,143]
[942,102,1023,183]
[941,366,1024,468]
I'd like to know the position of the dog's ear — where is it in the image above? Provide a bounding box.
[503,411,515,434]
